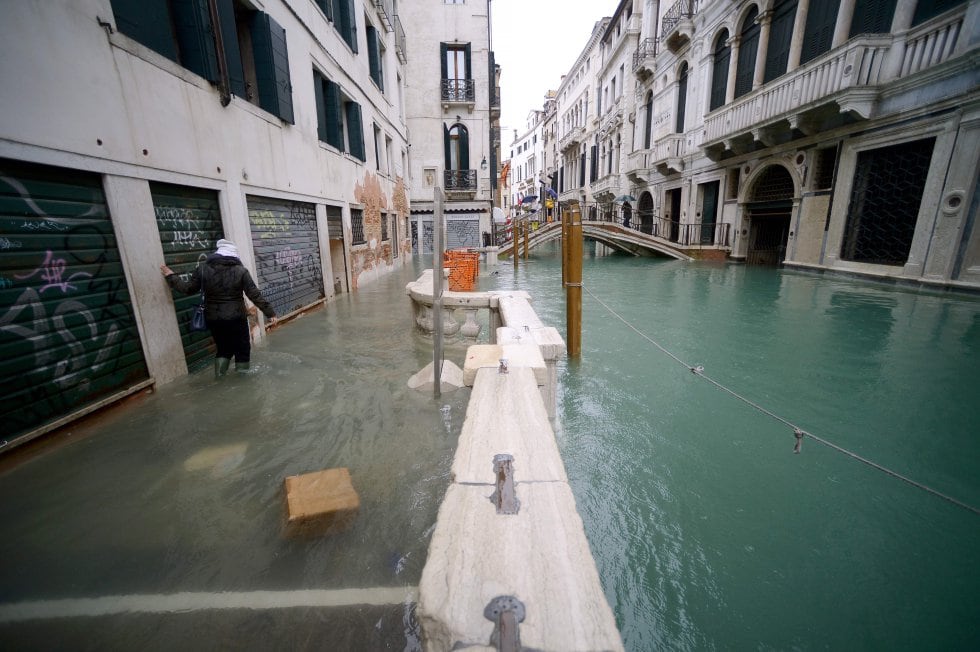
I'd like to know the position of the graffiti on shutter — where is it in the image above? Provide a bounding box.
[152,182,223,372]
[0,160,149,447]
[447,218,479,249]
[247,197,324,316]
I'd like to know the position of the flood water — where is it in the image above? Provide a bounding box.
[2,246,979,650]
[483,242,980,651]
[0,257,471,650]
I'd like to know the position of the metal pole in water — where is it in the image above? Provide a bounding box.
[566,201,582,357]
[433,187,444,398]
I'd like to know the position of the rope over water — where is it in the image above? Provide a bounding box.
[584,286,980,517]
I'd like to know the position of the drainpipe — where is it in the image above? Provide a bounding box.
[207,0,232,107]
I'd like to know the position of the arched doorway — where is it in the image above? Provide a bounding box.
[745,165,794,266]
[638,192,654,235]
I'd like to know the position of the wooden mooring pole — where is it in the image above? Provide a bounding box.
[565,202,582,357]
[433,187,444,397]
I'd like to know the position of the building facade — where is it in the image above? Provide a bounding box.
[0,0,434,448]
[401,0,495,253]
[627,0,980,280]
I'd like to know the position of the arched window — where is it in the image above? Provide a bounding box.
[734,6,760,99]
[709,30,730,111]
[643,91,654,149]
[675,62,689,133]
[444,123,469,171]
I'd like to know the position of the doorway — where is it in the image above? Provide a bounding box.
[744,165,794,266]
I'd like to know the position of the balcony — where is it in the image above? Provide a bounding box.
[394,15,407,63]
[490,85,501,118]
[626,150,651,184]
[441,79,475,106]
[590,173,619,200]
[598,105,623,138]
[558,126,585,152]
[373,0,393,32]
[701,36,891,160]
[661,0,700,53]
[632,38,658,80]
[444,169,477,197]
[651,134,687,175]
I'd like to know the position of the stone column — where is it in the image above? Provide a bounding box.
[787,0,811,72]
[832,0,857,48]
[726,35,740,103]
[882,0,918,81]
[753,10,774,89]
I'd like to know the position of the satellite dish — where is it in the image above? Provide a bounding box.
[493,207,506,224]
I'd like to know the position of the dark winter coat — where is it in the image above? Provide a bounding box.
[167,254,275,321]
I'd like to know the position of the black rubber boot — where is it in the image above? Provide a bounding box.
[214,357,231,378]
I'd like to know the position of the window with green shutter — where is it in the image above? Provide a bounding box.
[345,102,365,161]
[709,30,730,111]
[800,0,840,65]
[850,0,897,37]
[912,0,967,26]
[734,7,760,99]
[332,0,358,52]
[250,13,294,124]
[111,0,217,82]
[763,0,797,83]
[367,25,384,91]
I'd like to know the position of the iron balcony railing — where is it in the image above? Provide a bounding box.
[632,38,657,71]
[373,0,393,32]
[661,0,700,40]
[394,15,407,63]
[444,169,477,191]
[441,79,476,103]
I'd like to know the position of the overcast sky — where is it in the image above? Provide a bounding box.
[490,0,609,144]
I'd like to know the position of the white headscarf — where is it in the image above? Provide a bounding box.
[215,238,239,258]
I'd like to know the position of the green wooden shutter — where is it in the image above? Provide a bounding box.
[676,63,688,133]
[710,32,730,111]
[764,0,798,83]
[316,0,334,21]
[367,26,382,89]
[172,0,218,82]
[444,124,451,169]
[325,80,344,150]
[850,0,898,36]
[251,13,294,123]
[314,72,327,142]
[111,0,178,61]
[913,0,967,26]
[800,0,840,65]
[440,43,448,79]
[346,0,359,53]
[464,44,472,79]
[0,159,150,444]
[216,0,247,98]
[346,102,365,161]
[734,8,759,98]
[459,126,469,170]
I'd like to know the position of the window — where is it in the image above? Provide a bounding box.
[734,7,760,99]
[332,0,358,51]
[351,209,365,244]
[841,138,935,265]
[441,43,473,102]
[381,213,389,241]
[366,23,384,91]
[373,123,382,170]
[764,0,798,83]
[111,0,294,123]
[710,30,731,111]
[676,62,688,133]
[445,124,469,171]
[313,70,364,160]
[850,0,897,37]
[800,0,840,65]
[812,146,838,190]
[912,0,967,26]
[643,91,654,148]
[727,167,740,200]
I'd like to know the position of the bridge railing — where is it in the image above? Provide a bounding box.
[585,210,731,247]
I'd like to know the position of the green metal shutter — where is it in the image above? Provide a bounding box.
[111,0,178,62]
[171,0,219,82]
[216,0,247,98]
[325,80,344,150]
[251,13,295,124]
[800,0,840,65]
[346,102,365,161]
[151,182,223,372]
[247,197,324,317]
[0,160,150,446]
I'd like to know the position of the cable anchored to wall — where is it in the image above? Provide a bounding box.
[584,286,980,518]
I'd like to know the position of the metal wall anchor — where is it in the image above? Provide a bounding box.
[484,595,525,652]
[490,454,520,515]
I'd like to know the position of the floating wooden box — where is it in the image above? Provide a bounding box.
[283,467,359,537]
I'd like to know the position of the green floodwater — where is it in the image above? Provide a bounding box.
[483,242,980,651]
[0,247,978,650]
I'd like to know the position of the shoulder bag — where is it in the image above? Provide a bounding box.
[190,265,208,332]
